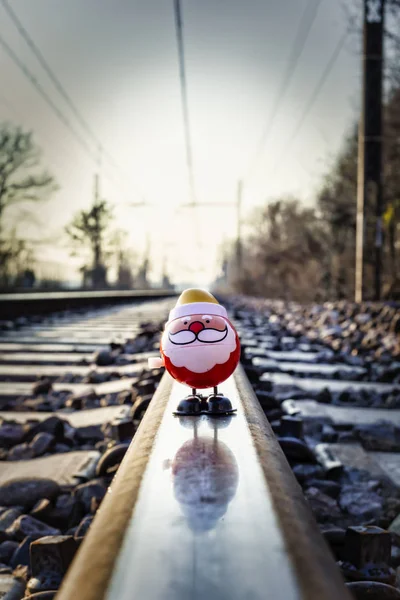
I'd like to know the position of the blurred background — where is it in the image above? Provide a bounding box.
[0,0,398,301]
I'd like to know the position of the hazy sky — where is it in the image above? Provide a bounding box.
[0,0,361,286]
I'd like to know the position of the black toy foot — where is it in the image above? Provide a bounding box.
[173,395,202,416]
[204,394,236,416]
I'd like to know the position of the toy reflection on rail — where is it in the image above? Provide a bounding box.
[149,289,241,415]
[167,417,239,532]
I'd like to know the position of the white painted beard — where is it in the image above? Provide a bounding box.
[162,324,237,374]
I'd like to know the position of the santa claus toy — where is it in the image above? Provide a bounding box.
[149,288,240,415]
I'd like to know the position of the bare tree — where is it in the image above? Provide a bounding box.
[0,123,56,288]
[317,127,358,299]
[0,123,55,224]
[66,198,113,289]
[0,229,36,287]
[227,198,328,302]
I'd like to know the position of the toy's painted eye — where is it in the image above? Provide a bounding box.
[183,321,188,325]
[206,319,210,323]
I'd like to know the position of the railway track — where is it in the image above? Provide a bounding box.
[0,294,398,599]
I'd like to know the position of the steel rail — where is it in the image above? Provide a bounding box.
[57,365,351,600]
[0,289,177,318]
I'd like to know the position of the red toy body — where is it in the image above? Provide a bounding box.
[149,288,241,415]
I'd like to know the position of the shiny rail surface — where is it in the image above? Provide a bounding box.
[58,366,352,600]
[0,289,177,318]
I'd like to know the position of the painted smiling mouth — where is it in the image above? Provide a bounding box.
[168,327,228,346]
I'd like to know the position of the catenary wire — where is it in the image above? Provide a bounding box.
[1,0,103,160]
[271,30,348,173]
[0,0,145,200]
[0,31,96,159]
[244,0,324,183]
[173,0,197,206]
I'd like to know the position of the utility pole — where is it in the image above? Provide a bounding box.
[94,172,100,205]
[236,180,243,272]
[92,173,105,288]
[355,0,385,302]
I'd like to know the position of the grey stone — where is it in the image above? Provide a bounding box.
[355,421,400,452]
[83,371,107,385]
[99,393,119,407]
[338,431,357,443]
[382,498,400,526]
[304,487,342,523]
[73,479,106,513]
[45,494,83,530]
[136,378,156,396]
[0,479,60,510]
[27,417,65,442]
[23,397,54,412]
[340,486,383,522]
[7,516,60,542]
[65,389,97,410]
[0,508,22,533]
[30,499,52,522]
[316,388,332,404]
[322,528,346,560]
[0,423,26,449]
[95,443,129,477]
[75,425,104,444]
[321,425,338,443]
[53,444,70,454]
[94,349,115,366]
[130,396,151,422]
[8,444,35,461]
[306,479,341,499]
[26,573,63,595]
[0,540,18,563]
[32,378,53,396]
[277,437,316,463]
[116,389,136,405]
[292,463,325,482]
[30,433,55,458]
[243,364,260,383]
[10,536,37,569]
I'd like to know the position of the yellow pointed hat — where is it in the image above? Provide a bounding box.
[168,288,228,321]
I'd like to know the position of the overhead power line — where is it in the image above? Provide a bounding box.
[0,30,96,159]
[173,0,197,205]
[272,30,348,172]
[1,0,102,160]
[244,0,323,183]
[0,0,146,201]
